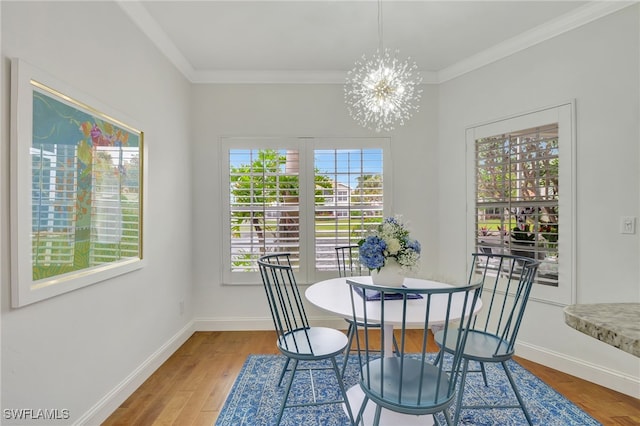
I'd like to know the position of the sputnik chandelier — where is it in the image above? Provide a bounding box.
[344,0,423,133]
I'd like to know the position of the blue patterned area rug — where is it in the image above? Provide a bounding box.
[215,354,600,426]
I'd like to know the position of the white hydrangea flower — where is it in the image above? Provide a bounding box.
[386,238,401,255]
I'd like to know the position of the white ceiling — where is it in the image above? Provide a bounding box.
[118,1,634,83]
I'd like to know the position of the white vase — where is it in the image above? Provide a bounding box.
[371,258,405,287]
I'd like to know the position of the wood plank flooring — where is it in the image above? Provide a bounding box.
[102,331,640,426]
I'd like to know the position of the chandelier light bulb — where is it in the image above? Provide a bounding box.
[345,48,423,132]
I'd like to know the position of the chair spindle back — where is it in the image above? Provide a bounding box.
[468,253,540,357]
[258,253,312,353]
[335,245,364,277]
[346,279,482,417]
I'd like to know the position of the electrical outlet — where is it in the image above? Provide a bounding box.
[620,216,636,234]
[179,300,185,315]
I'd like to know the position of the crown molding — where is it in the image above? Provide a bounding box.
[119,1,637,85]
[436,1,637,83]
[117,0,196,80]
[189,69,439,85]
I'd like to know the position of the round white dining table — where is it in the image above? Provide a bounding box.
[305,275,483,426]
[306,275,482,329]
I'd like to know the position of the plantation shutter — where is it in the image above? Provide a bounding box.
[228,149,301,271]
[313,149,384,271]
[475,123,559,286]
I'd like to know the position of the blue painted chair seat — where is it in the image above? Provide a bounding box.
[361,357,454,415]
[435,329,512,362]
[278,327,349,359]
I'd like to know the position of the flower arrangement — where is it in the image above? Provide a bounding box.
[358,216,421,272]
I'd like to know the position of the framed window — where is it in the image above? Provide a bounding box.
[466,102,575,305]
[221,137,391,285]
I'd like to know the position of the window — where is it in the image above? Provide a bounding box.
[466,103,575,305]
[222,137,390,284]
[475,123,559,286]
[314,149,385,273]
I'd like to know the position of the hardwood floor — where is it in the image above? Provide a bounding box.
[103,331,640,426]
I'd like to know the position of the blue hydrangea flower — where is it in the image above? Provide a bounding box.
[359,236,387,270]
[406,239,421,254]
[383,216,399,226]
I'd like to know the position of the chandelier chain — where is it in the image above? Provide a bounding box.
[378,0,384,52]
[344,0,423,132]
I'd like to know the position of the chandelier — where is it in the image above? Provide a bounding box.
[345,0,423,133]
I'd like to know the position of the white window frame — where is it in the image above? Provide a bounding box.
[465,102,576,306]
[221,137,392,285]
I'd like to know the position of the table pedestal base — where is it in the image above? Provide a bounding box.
[344,385,435,426]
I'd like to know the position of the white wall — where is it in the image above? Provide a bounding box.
[437,6,640,396]
[1,2,193,424]
[190,83,439,328]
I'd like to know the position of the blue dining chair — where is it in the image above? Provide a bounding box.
[335,245,399,377]
[434,253,540,425]
[346,278,482,426]
[335,245,364,278]
[258,253,355,426]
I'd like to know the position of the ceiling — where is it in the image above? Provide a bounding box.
[118,1,632,84]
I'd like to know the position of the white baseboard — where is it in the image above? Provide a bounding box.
[193,316,274,331]
[516,341,640,398]
[192,315,347,331]
[74,321,196,426]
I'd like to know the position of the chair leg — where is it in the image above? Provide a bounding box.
[453,358,470,426]
[341,322,355,377]
[501,361,533,426]
[278,357,291,386]
[434,347,443,364]
[480,361,488,386]
[356,395,369,426]
[276,358,298,426]
[442,408,453,426]
[330,357,355,425]
[373,404,383,426]
[344,321,354,349]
